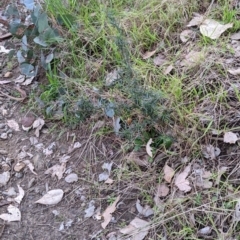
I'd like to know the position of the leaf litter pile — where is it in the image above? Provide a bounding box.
[2,0,240,240]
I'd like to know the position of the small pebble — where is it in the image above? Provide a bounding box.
[2,162,11,171]
[28,195,34,199]
[0,124,5,129]
[15,172,23,178]
[4,72,13,78]
[81,202,86,207]
[0,133,8,139]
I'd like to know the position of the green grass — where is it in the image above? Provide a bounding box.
[39,0,201,132]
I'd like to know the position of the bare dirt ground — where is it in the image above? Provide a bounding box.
[0,99,128,240]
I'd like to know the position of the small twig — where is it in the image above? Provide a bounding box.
[0,224,5,238]
[0,33,12,40]
[205,0,215,16]
[0,18,9,28]
[0,86,27,101]
[0,90,25,101]
[208,136,223,141]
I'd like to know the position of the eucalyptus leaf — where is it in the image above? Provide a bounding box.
[37,13,49,33]
[20,0,35,10]
[9,22,25,38]
[42,27,60,43]
[105,103,115,118]
[34,36,48,47]
[26,49,34,63]
[45,53,53,63]
[46,106,53,116]
[24,26,39,37]
[5,4,19,17]
[17,50,25,63]
[20,63,34,77]
[21,36,28,51]
[8,50,16,60]
[31,5,41,24]
[105,108,114,118]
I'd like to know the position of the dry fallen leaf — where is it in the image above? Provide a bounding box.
[203,170,212,179]
[198,226,212,235]
[200,19,233,40]
[0,171,10,186]
[14,185,25,204]
[127,151,149,167]
[231,32,240,40]
[136,199,154,217]
[202,179,213,189]
[119,217,150,240]
[146,138,153,157]
[101,195,120,229]
[3,187,17,197]
[98,171,109,182]
[84,200,95,218]
[142,49,157,59]
[215,166,228,185]
[35,189,64,205]
[7,119,20,131]
[187,14,204,27]
[15,75,25,83]
[175,165,192,192]
[224,132,238,144]
[163,64,173,75]
[181,51,204,68]
[105,178,114,184]
[32,118,45,137]
[99,162,113,182]
[59,154,70,163]
[0,45,12,54]
[228,68,240,75]
[153,54,166,66]
[45,163,66,180]
[105,69,121,86]
[0,205,21,222]
[164,165,175,183]
[202,144,220,160]
[23,160,37,175]
[65,173,78,183]
[22,76,34,85]
[180,29,195,43]
[156,183,169,197]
